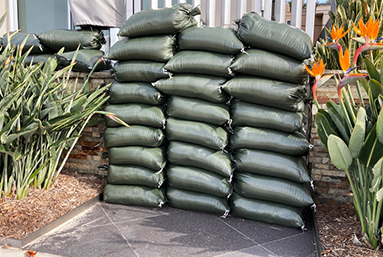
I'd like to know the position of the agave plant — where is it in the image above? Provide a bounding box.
[0,29,127,199]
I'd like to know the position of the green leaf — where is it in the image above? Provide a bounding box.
[371,158,383,199]
[315,111,339,152]
[378,109,383,144]
[349,107,366,158]
[327,101,351,142]
[0,145,14,157]
[328,135,353,170]
[48,136,80,149]
[369,79,383,104]
[360,124,383,168]
[0,11,8,29]
[376,188,383,202]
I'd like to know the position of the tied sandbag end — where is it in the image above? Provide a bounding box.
[220,209,230,218]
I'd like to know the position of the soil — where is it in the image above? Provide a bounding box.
[0,170,105,240]
[316,199,383,256]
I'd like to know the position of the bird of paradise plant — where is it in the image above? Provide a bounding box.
[310,16,383,250]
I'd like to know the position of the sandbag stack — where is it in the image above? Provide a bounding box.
[223,12,314,228]
[103,3,200,208]
[153,27,244,216]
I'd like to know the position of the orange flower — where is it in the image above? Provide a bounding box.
[352,17,379,43]
[339,49,350,72]
[331,25,350,42]
[305,59,325,81]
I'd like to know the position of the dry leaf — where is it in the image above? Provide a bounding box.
[352,234,363,246]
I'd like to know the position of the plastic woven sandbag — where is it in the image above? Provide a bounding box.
[230,49,309,84]
[107,164,165,188]
[168,141,233,178]
[2,32,49,54]
[104,126,164,148]
[230,99,303,133]
[178,26,244,54]
[105,104,165,128]
[166,96,230,126]
[108,81,164,105]
[167,187,229,215]
[104,35,176,62]
[153,75,229,103]
[166,117,228,150]
[230,193,304,228]
[167,165,232,198]
[112,60,169,83]
[55,50,110,72]
[230,127,310,155]
[223,76,306,112]
[103,184,166,208]
[118,3,200,37]
[234,173,313,207]
[25,54,56,65]
[232,149,310,183]
[36,29,105,51]
[108,146,166,170]
[164,51,234,78]
[235,12,312,61]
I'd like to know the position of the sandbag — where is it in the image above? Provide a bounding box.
[168,141,233,178]
[2,32,49,54]
[36,29,105,51]
[153,75,229,103]
[103,184,166,208]
[230,193,304,228]
[25,54,56,65]
[166,96,230,126]
[178,26,244,54]
[104,126,164,148]
[232,149,310,183]
[167,187,229,215]
[112,60,169,82]
[104,35,176,62]
[105,104,165,128]
[230,127,310,155]
[166,117,228,150]
[107,164,165,188]
[230,49,309,84]
[118,3,200,37]
[230,99,303,133]
[223,76,306,112]
[55,50,110,72]
[164,51,234,78]
[167,165,232,198]
[108,81,164,105]
[234,173,313,207]
[108,146,166,170]
[235,12,312,60]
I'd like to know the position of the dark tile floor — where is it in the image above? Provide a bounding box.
[26,203,319,257]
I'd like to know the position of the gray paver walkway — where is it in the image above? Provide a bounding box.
[16,203,318,257]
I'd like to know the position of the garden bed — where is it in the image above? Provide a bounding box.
[0,171,105,247]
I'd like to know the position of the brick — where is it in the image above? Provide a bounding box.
[321,176,342,183]
[328,188,352,196]
[313,163,329,169]
[308,157,322,163]
[311,174,322,181]
[322,169,346,177]
[311,168,322,175]
[322,157,330,164]
[83,127,93,132]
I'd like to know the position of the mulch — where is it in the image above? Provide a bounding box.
[0,170,105,240]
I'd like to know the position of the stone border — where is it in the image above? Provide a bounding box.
[0,194,102,248]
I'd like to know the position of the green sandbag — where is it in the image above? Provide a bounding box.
[164,51,234,78]
[232,149,310,183]
[104,126,164,148]
[108,146,166,170]
[2,32,49,54]
[112,60,169,82]
[103,184,166,208]
[153,75,229,103]
[168,141,233,178]
[107,164,165,188]
[230,127,310,155]
[223,76,306,112]
[108,81,164,105]
[167,165,232,198]
[230,193,304,228]
[36,29,105,51]
[105,104,165,128]
[166,96,230,126]
[104,35,176,62]
[55,50,110,72]
[235,12,312,61]
[167,187,229,215]
[166,117,228,150]
[25,54,56,65]
[230,99,303,133]
[234,173,313,207]
[230,49,309,84]
[118,3,200,37]
[178,26,244,54]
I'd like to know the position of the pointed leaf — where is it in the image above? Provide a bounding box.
[360,124,383,168]
[378,109,383,144]
[370,79,383,103]
[315,111,339,152]
[371,158,383,197]
[349,107,366,158]
[4,123,38,145]
[328,135,353,170]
